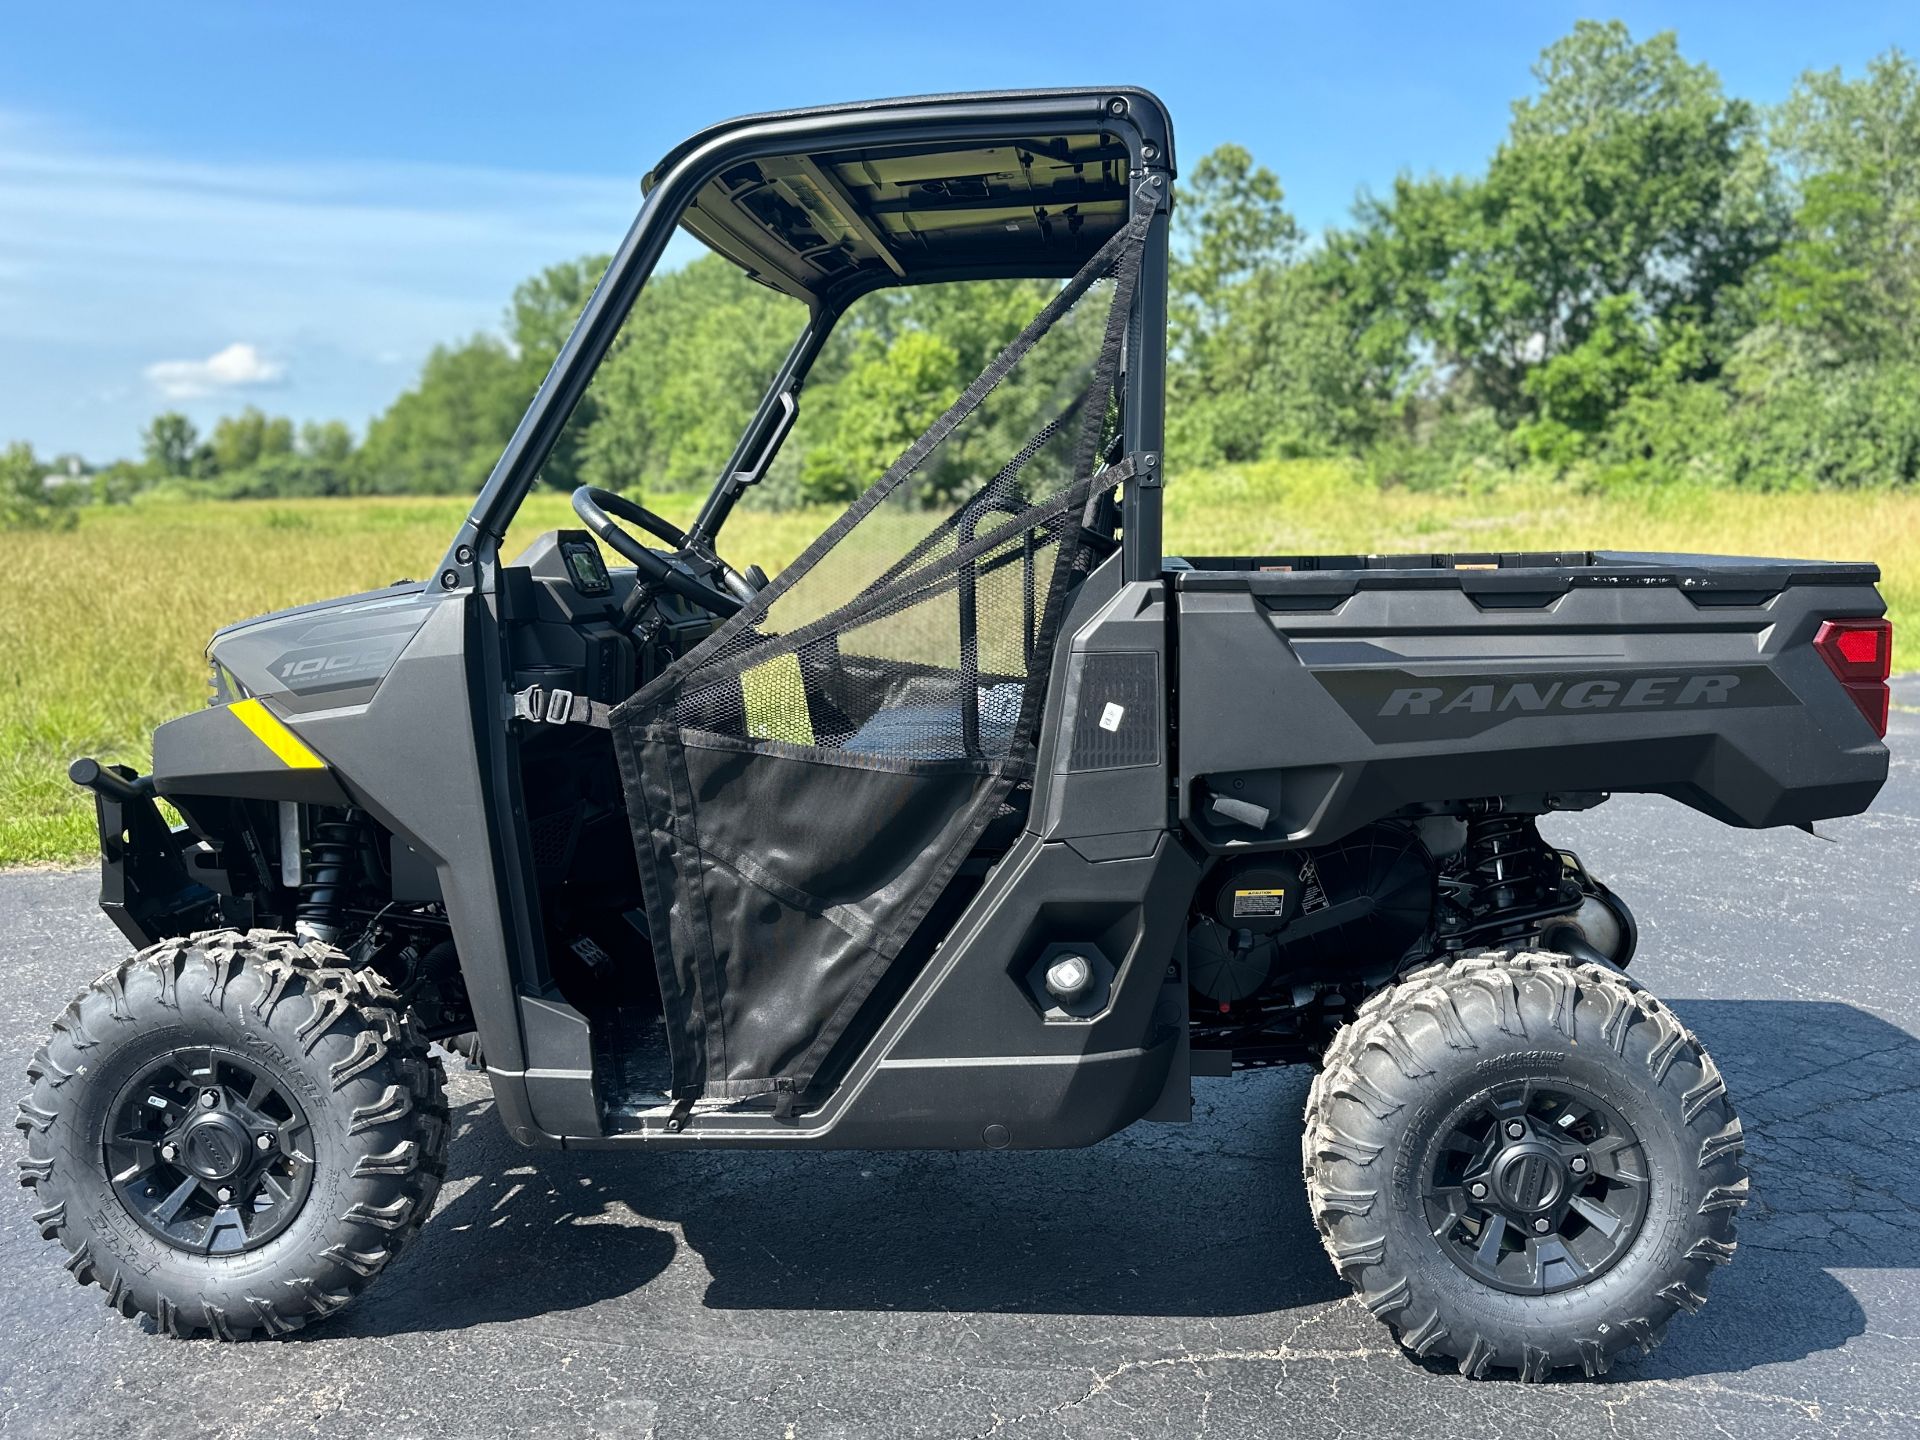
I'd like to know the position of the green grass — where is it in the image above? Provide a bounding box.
[3,462,1914,866]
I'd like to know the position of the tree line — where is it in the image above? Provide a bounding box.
[9,21,1920,532]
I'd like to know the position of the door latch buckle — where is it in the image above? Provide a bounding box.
[512,684,608,729]
[511,684,577,725]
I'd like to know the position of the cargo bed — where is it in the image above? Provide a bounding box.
[1170,550,1890,845]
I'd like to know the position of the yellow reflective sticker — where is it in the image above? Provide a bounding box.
[740,653,816,746]
[229,698,326,770]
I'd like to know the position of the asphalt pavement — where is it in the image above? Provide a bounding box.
[2,682,1917,1438]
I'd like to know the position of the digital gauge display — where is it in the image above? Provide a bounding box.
[560,539,611,596]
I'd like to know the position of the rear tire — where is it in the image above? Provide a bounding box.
[1303,951,1746,1380]
[16,929,448,1339]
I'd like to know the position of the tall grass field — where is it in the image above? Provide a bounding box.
[3,462,1913,866]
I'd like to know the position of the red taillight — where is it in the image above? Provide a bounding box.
[1813,617,1893,737]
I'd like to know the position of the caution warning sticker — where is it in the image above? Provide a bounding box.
[1231,888,1287,919]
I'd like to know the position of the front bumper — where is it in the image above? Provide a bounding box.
[70,758,219,947]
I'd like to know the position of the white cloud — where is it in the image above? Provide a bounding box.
[0,107,647,457]
[144,342,286,400]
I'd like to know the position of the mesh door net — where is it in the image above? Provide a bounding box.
[610,217,1146,1101]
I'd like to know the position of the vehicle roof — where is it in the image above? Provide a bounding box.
[643,87,1174,306]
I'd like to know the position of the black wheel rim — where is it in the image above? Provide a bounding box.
[1421,1079,1649,1295]
[105,1046,316,1254]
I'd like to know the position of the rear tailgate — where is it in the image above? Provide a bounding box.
[1172,551,1890,847]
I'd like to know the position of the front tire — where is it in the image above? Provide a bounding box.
[16,930,448,1339]
[1303,952,1747,1380]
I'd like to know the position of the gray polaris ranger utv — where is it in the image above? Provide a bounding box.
[21,89,1893,1378]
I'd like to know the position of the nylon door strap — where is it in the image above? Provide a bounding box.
[511,684,612,730]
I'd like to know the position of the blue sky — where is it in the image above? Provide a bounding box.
[4,2,1917,463]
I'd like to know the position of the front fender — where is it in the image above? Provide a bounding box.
[153,700,350,807]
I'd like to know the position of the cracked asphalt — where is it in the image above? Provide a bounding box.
[3,680,1917,1438]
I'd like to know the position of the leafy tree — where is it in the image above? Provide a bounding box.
[1167,146,1388,463]
[299,419,356,464]
[1596,326,1920,490]
[87,461,151,506]
[782,274,1097,504]
[359,336,530,495]
[212,452,359,499]
[1517,297,1666,461]
[810,275,1057,412]
[1766,50,1920,360]
[1175,258,1392,463]
[1327,174,1470,404]
[511,256,609,363]
[578,254,804,496]
[798,329,961,503]
[1597,46,1920,488]
[142,412,210,479]
[210,407,295,474]
[510,256,610,491]
[0,442,78,531]
[1171,144,1299,353]
[1350,21,1780,432]
[1166,145,1298,463]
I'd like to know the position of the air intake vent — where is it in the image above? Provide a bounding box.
[1068,651,1161,771]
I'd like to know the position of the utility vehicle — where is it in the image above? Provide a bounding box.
[20,89,1893,1378]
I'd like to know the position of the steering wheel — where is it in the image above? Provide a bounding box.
[569,487,747,619]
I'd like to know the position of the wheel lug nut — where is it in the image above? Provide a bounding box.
[1533,1218,1551,1234]
[160,1144,177,1162]
[1469,1182,1488,1199]
[199,1091,219,1108]
[256,1133,274,1151]
[1570,1156,1589,1174]
[216,1187,233,1204]
[1505,1121,1525,1139]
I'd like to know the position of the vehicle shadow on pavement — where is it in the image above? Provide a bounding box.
[1626,998,1920,1381]
[320,999,1919,1384]
[324,1066,1343,1337]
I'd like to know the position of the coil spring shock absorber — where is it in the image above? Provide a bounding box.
[1436,805,1575,949]
[295,814,363,944]
[1463,810,1536,916]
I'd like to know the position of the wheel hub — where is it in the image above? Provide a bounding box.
[1421,1079,1651,1295]
[104,1046,316,1254]
[1490,1141,1567,1213]
[178,1112,251,1182]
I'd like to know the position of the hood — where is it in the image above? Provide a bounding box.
[208,582,433,716]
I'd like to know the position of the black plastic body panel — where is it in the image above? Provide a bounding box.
[1035,555,1173,843]
[208,585,431,717]
[152,705,350,807]
[1174,552,1889,848]
[285,595,567,1145]
[599,830,1198,1151]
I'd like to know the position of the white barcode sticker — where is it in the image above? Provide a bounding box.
[1098,702,1125,732]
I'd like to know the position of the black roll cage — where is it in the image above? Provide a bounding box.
[438,87,1176,593]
